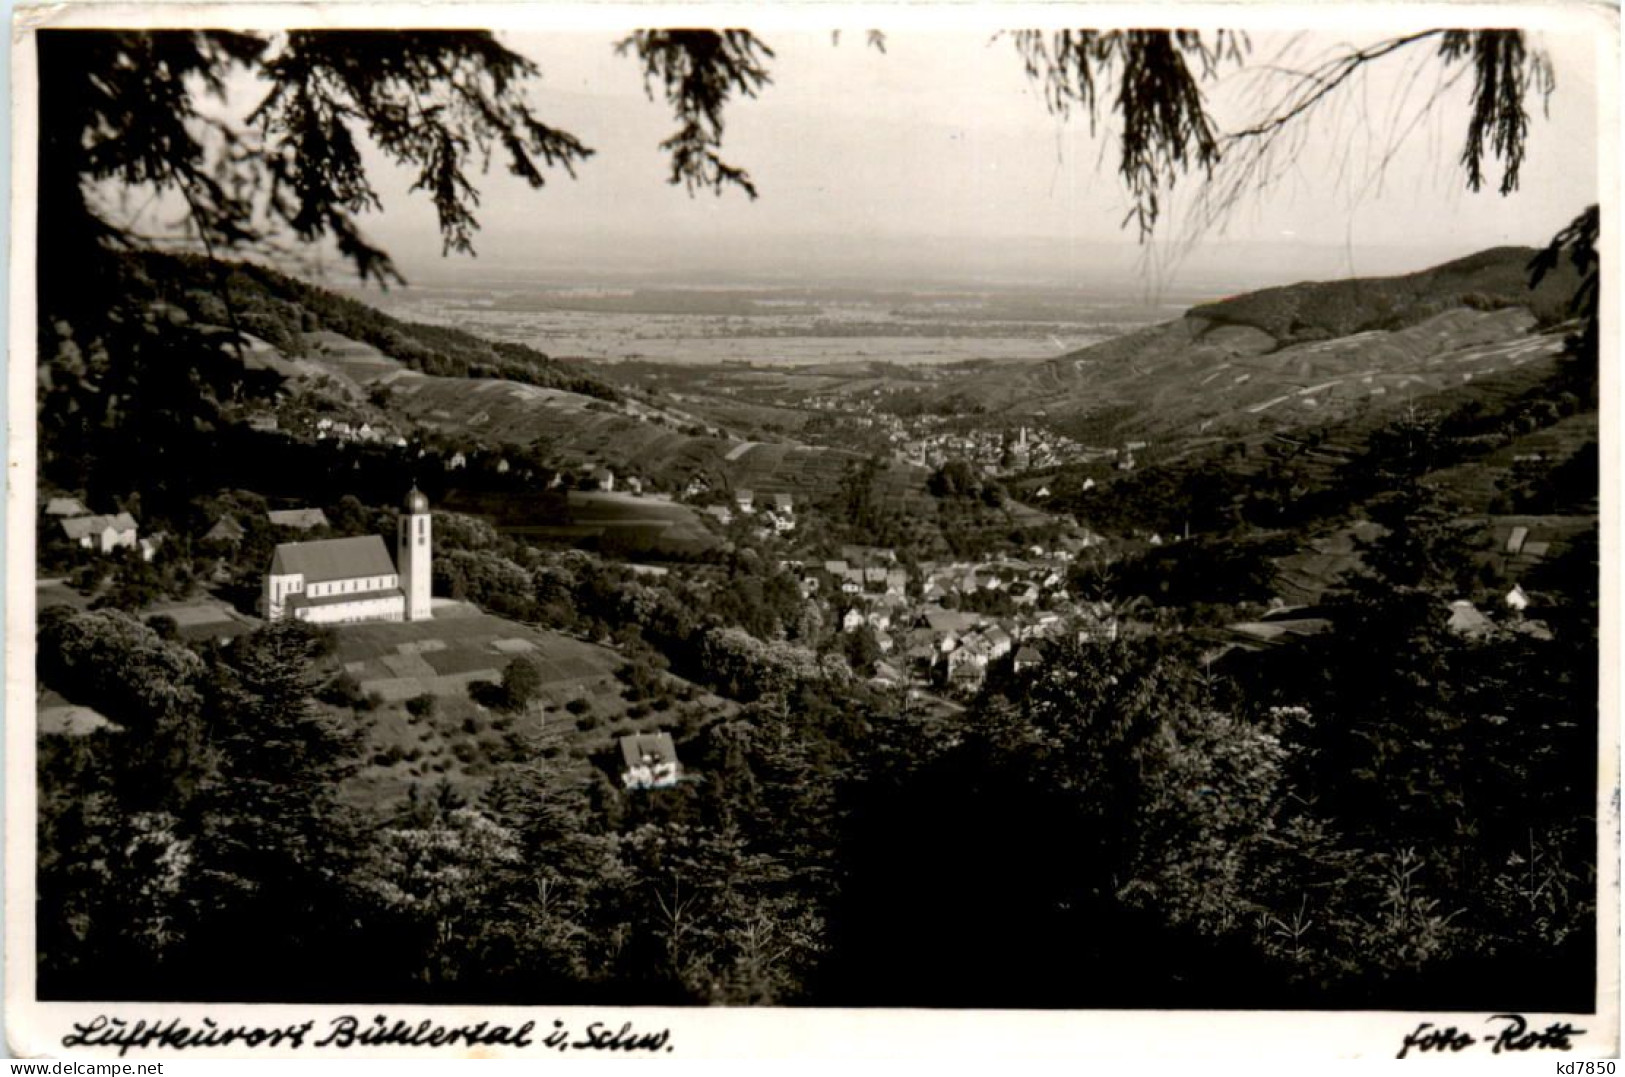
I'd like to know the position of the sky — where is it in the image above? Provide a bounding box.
[272,25,1603,292]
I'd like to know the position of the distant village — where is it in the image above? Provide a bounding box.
[778,539,1117,697]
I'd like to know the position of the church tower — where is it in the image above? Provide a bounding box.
[398,486,433,622]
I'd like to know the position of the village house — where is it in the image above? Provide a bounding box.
[204,515,246,545]
[1013,645,1043,673]
[948,655,985,692]
[44,497,88,518]
[735,489,755,514]
[61,512,138,555]
[1445,600,1493,639]
[870,661,902,688]
[841,607,867,633]
[268,507,330,531]
[619,732,681,790]
[264,488,433,625]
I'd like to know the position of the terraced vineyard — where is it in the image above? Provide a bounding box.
[304,335,929,504]
[978,307,1570,441]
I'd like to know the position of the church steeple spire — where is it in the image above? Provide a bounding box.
[398,485,432,621]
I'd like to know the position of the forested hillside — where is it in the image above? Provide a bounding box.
[137,252,622,399]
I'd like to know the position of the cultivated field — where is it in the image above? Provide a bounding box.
[326,603,733,811]
[328,605,620,703]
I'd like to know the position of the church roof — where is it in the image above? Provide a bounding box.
[270,535,396,583]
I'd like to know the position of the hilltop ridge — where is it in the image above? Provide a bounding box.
[911,245,1586,444]
[1183,245,1579,344]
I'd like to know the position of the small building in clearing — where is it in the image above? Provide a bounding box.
[620,732,681,790]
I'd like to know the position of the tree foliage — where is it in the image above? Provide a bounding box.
[617,30,775,199]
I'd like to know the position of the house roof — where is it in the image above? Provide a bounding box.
[205,516,246,542]
[1446,600,1493,637]
[38,703,121,737]
[921,608,978,635]
[268,508,330,530]
[270,535,396,583]
[1229,618,1333,644]
[61,513,137,540]
[44,497,87,517]
[619,731,678,770]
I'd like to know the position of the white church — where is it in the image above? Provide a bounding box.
[264,487,434,625]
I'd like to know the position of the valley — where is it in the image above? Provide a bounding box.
[35,239,1600,1012]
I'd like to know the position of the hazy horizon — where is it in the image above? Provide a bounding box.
[322,27,1598,300]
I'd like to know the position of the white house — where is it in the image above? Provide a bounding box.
[264,487,433,625]
[620,732,681,790]
[61,513,138,554]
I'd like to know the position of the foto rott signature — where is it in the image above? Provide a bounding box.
[1398,1014,1586,1059]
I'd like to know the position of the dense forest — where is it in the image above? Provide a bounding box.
[37,399,1599,1007]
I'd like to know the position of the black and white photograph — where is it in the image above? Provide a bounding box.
[6,1,1618,1061]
